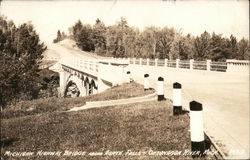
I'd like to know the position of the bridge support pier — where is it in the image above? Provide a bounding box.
[59,70,71,97]
[85,81,90,96]
[93,86,98,94]
[78,79,86,97]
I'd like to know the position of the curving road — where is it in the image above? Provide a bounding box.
[43,39,249,159]
[43,39,103,60]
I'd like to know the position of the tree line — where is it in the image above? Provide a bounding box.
[53,30,67,43]
[60,17,249,61]
[0,16,47,107]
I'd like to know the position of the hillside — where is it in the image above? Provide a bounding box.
[42,39,104,61]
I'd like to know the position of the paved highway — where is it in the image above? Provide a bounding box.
[127,65,249,159]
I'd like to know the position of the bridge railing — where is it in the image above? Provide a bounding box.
[157,59,165,66]
[135,59,140,65]
[226,60,249,74]
[122,58,249,74]
[179,60,190,69]
[210,62,227,72]
[60,57,130,86]
[167,60,176,68]
[43,57,61,61]
[193,61,207,70]
[142,59,147,65]
[149,59,155,66]
[129,58,134,64]
[60,58,100,75]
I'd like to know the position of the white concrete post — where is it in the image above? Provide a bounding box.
[147,58,150,66]
[164,59,168,67]
[133,58,136,64]
[226,60,233,73]
[126,71,131,83]
[206,60,211,71]
[155,58,158,66]
[173,82,182,115]
[128,58,130,64]
[190,59,194,70]
[144,74,149,90]
[139,58,142,65]
[157,77,164,101]
[176,59,180,68]
[189,101,205,158]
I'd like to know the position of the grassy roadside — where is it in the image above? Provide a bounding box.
[87,82,155,102]
[1,82,154,119]
[1,100,195,160]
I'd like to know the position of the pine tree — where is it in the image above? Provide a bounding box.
[0,16,46,107]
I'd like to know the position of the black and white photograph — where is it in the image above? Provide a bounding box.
[0,0,249,159]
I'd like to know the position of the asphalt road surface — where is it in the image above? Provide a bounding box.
[127,65,249,159]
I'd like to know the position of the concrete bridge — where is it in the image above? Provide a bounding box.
[50,58,130,97]
[49,55,249,159]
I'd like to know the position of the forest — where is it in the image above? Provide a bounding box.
[0,16,58,108]
[55,17,249,61]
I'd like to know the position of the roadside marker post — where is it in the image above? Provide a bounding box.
[144,74,149,90]
[173,82,182,115]
[190,101,205,158]
[157,77,164,101]
[126,71,131,83]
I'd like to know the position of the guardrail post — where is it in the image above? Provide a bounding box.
[173,82,182,115]
[144,74,149,90]
[147,58,150,66]
[157,77,164,101]
[190,101,205,158]
[126,71,131,83]
[127,58,130,64]
[164,59,168,67]
[226,60,232,73]
[139,58,142,65]
[190,59,194,70]
[206,60,211,71]
[133,58,136,64]
[176,59,180,68]
[155,58,158,66]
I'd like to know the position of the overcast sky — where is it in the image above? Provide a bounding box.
[0,0,249,44]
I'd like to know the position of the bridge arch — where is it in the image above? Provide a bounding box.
[64,80,80,98]
[64,74,86,97]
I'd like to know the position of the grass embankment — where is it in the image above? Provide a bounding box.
[1,100,195,160]
[1,82,154,119]
[1,82,212,160]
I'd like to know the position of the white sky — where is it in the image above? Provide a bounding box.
[0,0,249,44]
